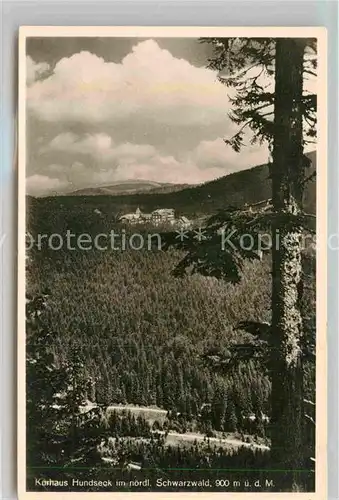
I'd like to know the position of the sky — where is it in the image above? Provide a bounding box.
[25,37,315,196]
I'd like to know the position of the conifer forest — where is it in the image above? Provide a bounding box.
[25,35,318,493]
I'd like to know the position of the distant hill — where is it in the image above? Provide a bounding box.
[66,180,192,196]
[159,150,316,215]
[26,151,316,227]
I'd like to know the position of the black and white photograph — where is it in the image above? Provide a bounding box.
[18,26,327,498]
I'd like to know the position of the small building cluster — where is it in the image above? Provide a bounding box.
[119,207,191,228]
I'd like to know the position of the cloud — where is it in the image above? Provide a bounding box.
[26,39,315,195]
[29,131,269,195]
[111,154,226,185]
[27,41,316,126]
[190,137,269,170]
[26,174,68,196]
[43,132,157,162]
[26,56,50,85]
[27,40,230,126]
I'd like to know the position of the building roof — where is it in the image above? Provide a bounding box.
[120,207,176,222]
[152,208,174,215]
[119,213,139,221]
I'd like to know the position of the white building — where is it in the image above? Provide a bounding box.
[119,207,143,224]
[177,216,191,229]
[119,207,177,225]
[152,208,175,220]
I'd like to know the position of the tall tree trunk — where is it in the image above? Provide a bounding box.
[270,38,307,490]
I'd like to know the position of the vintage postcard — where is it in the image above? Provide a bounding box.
[18,26,327,499]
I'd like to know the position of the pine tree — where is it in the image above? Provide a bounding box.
[225,399,238,433]
[206,37,316,486]
[211,380,227,430]
[163,36,317,489]
[26,293,107,484]
[269,38,309,481]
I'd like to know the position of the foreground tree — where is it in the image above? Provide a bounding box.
[270,38,308,481]
[163,37,317,490]
[26,292,107,487]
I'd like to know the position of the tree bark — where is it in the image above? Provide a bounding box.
[270,38,308,490]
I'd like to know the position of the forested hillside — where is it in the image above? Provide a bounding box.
[28,150,315,221]
[26,204,315,438]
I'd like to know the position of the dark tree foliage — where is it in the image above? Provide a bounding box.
[200,37,316,149]
[161,206,266,283]
[26,221,276,437]
[161,36,317,488]
[26,292,108,483]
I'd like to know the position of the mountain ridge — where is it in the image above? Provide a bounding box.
[27,151,316,218]
[53,180,193,197]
